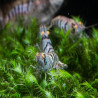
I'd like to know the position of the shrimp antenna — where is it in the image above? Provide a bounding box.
[83,23,98,30]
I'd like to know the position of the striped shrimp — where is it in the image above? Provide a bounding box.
[3,0,34,26]
[0,0,64,29]
[49,15,85,35]
[36,25,68,72]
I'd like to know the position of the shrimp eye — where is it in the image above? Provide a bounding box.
[74,25,78,29]
[79,21,82,25]
[41,31,44,35]
[47,31,50,35]
[41,54,45,58]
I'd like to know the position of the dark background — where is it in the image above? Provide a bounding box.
[56,0,98,26]
[0,0,98,26]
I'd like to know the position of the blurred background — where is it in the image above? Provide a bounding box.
[0,0,98,26]
[56,0,98,26]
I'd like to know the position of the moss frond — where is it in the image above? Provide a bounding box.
[0,17,98,97]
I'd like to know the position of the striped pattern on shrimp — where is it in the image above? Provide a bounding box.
[50,15,85,34]
[36,25,68,72]
[0,0,64,29]
[3,0,34,26]
[39,25,54,53]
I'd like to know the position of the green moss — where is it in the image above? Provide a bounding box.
[0,18,98,98]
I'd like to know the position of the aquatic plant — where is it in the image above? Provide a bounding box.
[0,18,98,97]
